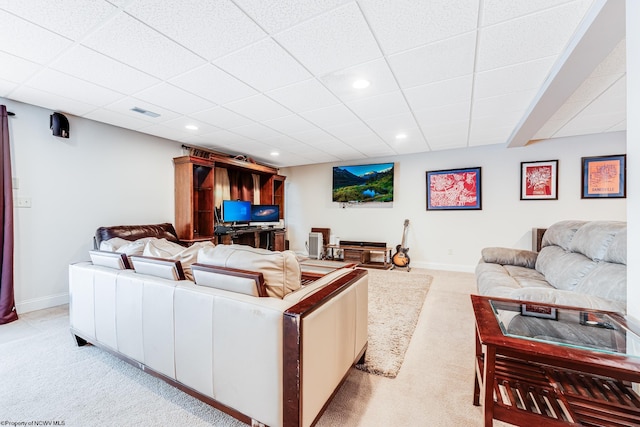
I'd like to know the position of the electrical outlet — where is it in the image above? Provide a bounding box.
[15,197,31,208]
[447,248,453,255]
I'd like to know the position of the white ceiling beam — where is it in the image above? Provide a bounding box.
[506,0,625,148]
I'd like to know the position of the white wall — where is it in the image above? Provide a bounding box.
[3,98,182,313]
[281,131,626,272]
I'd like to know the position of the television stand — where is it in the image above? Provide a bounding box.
[326,240,392,269]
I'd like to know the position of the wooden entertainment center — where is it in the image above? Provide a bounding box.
[174,151,286,251]
[326,240,393,269]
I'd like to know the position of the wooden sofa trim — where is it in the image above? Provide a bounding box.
[282,268,368,427]
[191,263,267,297]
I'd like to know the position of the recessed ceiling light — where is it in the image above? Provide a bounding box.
[352,79,370,89]
[396,133,407,139]
[270,151,280,156]
[185,124,198,130]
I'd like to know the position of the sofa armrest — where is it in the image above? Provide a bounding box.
[481,247,538,269]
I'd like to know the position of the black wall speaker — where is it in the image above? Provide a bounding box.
[50,112,69,138]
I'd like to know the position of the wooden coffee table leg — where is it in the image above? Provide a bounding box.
[482,345,496,427]
[473,326,481,406]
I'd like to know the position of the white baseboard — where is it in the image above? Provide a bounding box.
[16,293,69,314]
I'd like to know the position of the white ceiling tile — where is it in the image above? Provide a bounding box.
[404,75,472,111]
[389,32,477,88]
[224,94,292,122]
[214,38,311,92]
[473,57,556,99]
[0,79,18,97]
[0,10,73,63]
[82,12,205,79]
[262,115,318,135]
[393,138,431,155]
[266,78,340,112]
[325,121,376,141]
[347,91,410,121]
[554,110,626,138]
[235,0,351,34]
[320,58,399,102]
[26,69,122,106]
[104,97,181,122]
[565,74,624,104]
[161,116,220,135]
[191,107,254,129]
[275,3,382,76]
[50,45,160,94]
[607,119,626,132]
[424,124,469,149]
[0,51,41,83]
[476,2,593,72]
[125,0,266,60]
[170,64,257,105]
[300,104,360,128]
[481,0,583,26]
[360,0,480,54]
[134,83,215,115]
[84,108,155,130]
[470,111,523,130]
[229,123,282,140]
[138,124,190,142]
[472,90,537,119]
[290,128,342,145]
[414,101,471,127]
[0,0,117,40]
[364,112,421,141]
[9,86,96,116]
[197,129,256,146]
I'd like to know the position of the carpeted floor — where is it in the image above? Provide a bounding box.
[356,268,432,378]
[0,269,513,427]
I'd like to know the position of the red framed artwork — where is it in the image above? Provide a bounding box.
[426,167,481,210]
[520,160,558,200]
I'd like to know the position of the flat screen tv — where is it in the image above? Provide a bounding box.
[250,204,280,224]
[332,162,394,203]
[222,200,251,224]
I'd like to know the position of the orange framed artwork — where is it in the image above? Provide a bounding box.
[581,154,626,199]
[520,160,558,200]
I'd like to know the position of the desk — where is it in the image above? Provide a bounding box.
[471,295,640,426]
[216,227,286,251]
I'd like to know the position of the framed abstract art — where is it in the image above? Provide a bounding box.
[426,167,481,210]
[520,160,558,200]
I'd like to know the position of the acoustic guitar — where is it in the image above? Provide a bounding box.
[392,219,410,269]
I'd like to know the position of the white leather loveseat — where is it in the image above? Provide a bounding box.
[69,224,368,427]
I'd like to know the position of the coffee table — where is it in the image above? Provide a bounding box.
[471,294,640,426]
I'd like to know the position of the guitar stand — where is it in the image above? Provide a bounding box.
[391,264,411,272]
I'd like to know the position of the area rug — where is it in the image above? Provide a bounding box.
[355,268,432,378]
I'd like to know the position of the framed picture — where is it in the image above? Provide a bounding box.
[581,154,626,198]
[426,167,481,210]
[520,160,558,200]
[521,303,557,320]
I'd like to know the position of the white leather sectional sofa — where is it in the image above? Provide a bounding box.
[69,224,368,427]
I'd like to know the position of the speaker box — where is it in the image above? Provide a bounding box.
[50,112,69,138]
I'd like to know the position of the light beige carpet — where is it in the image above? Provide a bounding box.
[355,268,432,378]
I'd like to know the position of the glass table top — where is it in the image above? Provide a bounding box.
[489,299,640,358]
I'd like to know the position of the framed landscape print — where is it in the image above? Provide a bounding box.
[520,160,558,200]
[581,154,626,199]
[426,167,481,210]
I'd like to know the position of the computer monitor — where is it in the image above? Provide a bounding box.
[222,200,251,224]
[250,204,280,225]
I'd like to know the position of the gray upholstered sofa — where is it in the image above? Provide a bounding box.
[475,220,627,313]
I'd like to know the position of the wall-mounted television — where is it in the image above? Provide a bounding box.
[222,200,251,224]
[250,204,280,224]
[332,162,394,203]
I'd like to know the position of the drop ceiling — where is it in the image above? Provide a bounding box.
[0,0,626,167]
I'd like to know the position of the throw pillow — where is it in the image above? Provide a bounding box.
[197,244,301,298]
[99,237,130,252]
[143,239,214,281]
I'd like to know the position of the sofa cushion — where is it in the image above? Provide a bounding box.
[535,246,596,291]
[143,239,214,281]
[540,220,587,250]
[574,262,626,305]
[569,221,627,263]
[198,245,301,298]
[99,237,130,252]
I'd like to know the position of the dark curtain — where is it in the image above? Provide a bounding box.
[0,105,18,324]
[227,169,254,201]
